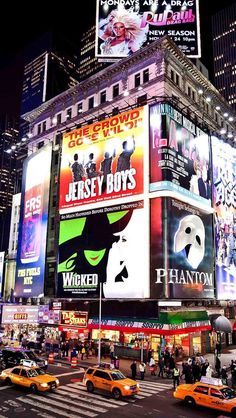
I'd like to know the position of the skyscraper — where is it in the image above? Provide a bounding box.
[212,3,236,110]
[21,32,80,115]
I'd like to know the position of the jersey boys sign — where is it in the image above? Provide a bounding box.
[59,108,145,212]
[96,0,201,59]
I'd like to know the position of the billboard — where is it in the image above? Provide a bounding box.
[2,305,41,324]
[212,136,236,299]
[57,200,149,299]
[15,144,52,298]
[96,0,201,60]
[149,102,211,207]
[0,252,4,298]
[59,107,144,212]
[61,311,88,327]
[150,197,214,299]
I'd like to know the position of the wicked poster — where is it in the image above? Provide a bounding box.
[57,200,149,298]
[150,197,214,299]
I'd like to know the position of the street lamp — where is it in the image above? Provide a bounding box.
[97,283,102,365]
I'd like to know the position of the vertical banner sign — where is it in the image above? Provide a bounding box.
[15,144,52,297]
[212,136,236,299]
[150,197,214,299]
[96,0,201,59]
[59,107,144,212]
[57,200,149,299]
[149,102,211,207]
[0,252,4,298]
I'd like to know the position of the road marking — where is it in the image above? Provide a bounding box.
[0,387,9,391]
[55,370,84,377]
[18,397,83,418]
[68,383,128,406]
[57,387,118,409]
[27,393,97,417]
[45,392,107,413]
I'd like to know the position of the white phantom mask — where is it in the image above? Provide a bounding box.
[174,215,205,269]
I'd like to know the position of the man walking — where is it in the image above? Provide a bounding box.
[130,360,137,380]
[173,365,180,390]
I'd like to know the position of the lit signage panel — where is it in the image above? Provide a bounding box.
[96,0,201,59]
[61,311,88,327]
[59,108,144,212]
[150,197,214,299]
[2,305,41,324]
[0,252,4,298]
[57,200,149,299]
[15,144,52,297]
[212,136,236,299]
[149,102,211,207]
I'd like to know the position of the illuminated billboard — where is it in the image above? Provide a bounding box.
[59,107,145,212]
[96,0,201,59]
[57,200,149,299]
[212,136,236,300]
[2,305,41,324]
[149,102,211,207]
[150,197,214,299]
[15,144,52,298]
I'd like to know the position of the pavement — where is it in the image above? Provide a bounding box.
[45,345,236,381]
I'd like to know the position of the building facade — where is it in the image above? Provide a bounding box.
[6,36,236,356]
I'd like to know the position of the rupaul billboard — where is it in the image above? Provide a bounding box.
[212,136,236,300]
[96,0,201,59]
[57,200,149,299]
[59,107,145,212]
[150,197,214,299]
[149,102,211,207]
[15,144,52,298]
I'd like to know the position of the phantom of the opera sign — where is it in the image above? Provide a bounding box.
[96,0,201,59]
[59,108,145,212]
[150,197,215,299]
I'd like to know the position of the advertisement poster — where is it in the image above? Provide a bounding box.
[149,102,211,207]
[0,252,4,298]
[212,136,236,299]
[15,144,52,298]
[59,108,144,212]
[57,200,149,298]
[96,0,201,59]
[2,305,41,324]
[150,197,214,299]
[61,311,88,327]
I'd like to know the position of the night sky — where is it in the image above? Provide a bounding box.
[0,0,235,121]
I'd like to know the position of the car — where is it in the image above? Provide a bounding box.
[83,364,140,399]
[173,376,236,417]
[0,348,47,370]
[0,365,59,392]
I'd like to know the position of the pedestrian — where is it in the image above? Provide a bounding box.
[110,343,115,360]
[206,364,214,378]
[81,345,86,360]
[130,360,137,380]
[149,356,156,376]
[158,356,164,378]
[216,341,222,356]
[215,356,221,377]
[139,362,146,380]
[221,365,228,385]
[173,366,180,389]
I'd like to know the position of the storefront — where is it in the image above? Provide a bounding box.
[59,311,89,341]
[88,310,211,359]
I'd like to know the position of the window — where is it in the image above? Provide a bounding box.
[135,73,141,88]
[77,102,83,114]
[21,369,28,377]
[194,385,209,395]
[192,91,196,101]
[176,73,180,87]
[143,69,149,83]
[88,96,94,109]
[55,133,62,146]
[112,107,119,116]
[11,368,21,375]
[210,388,223,399]
[57,113,62,125]
[66,108,72,120]
[38,141,44,149]
[93,370,111,380]
[113,84,119,98]
[42,121,46,132]
[187,86,191,96]
[100,90,106,104]
[170,69,175,81]
[86,368,94,375]
[37,124,41,135]
[137,94,147,106]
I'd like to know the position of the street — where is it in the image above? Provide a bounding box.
[0,363,230,418]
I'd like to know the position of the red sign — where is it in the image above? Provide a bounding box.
[61,311,88,327]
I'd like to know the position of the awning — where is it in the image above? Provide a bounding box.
[212,315,232,333]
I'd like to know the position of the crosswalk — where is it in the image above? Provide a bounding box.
[0,380,172,418]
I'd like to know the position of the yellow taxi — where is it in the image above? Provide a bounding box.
[0,365,59,393]
[83,364,140,399]
[173,377,236,417]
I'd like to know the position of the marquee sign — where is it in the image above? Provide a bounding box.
[60,311,88,327]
